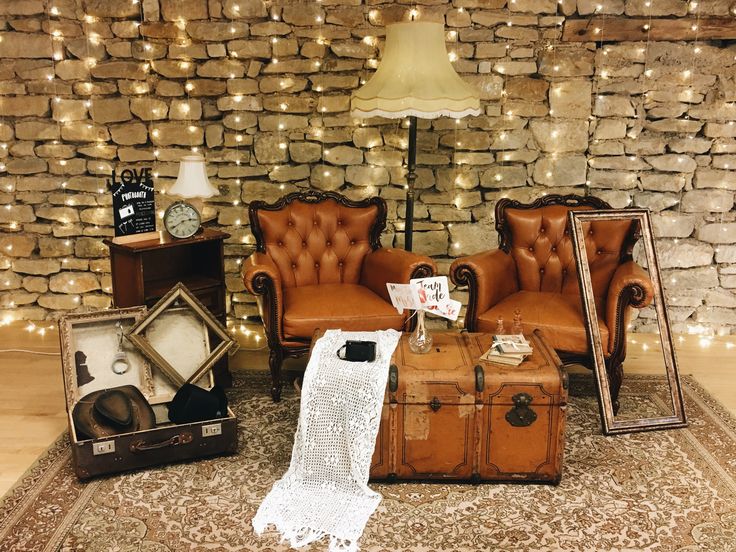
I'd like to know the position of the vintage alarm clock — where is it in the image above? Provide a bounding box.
[163,200,201,239]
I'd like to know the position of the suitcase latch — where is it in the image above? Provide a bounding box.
[93,440,115,456]
[505,392,537,427]
[429,396,441,412]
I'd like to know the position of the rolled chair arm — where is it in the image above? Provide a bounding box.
[450,249,518,331]
[360,248,436,303]
[605,260,655,352]
[243,252,284,344]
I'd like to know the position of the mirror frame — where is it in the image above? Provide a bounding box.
[569,208,688,435]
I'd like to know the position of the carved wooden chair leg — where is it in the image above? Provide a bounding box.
[607,359,625,415]
[269,348,284,402]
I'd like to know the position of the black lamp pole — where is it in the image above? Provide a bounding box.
[405,115,418,252]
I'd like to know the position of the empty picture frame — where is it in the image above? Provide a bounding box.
[127,282,236,391]
[569,209,687,435]
[145,306,213,403]
[58,307,154,410]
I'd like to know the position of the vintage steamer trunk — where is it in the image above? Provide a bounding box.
[60,309,238,480]
[370,330,568,484]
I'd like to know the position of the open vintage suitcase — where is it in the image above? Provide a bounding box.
[59,306,238,480]
[370,330,568,484]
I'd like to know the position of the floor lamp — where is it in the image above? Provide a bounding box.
[350,21,480,252]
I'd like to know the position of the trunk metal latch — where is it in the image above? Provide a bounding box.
[429,397,441,412]
[505,392,537,427]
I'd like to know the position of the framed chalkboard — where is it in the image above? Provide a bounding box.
[109,168,156,237]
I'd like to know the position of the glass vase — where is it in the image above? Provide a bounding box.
[409,309,433,354]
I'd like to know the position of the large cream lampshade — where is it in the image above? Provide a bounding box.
[168,155,219,199]
[351,21,480,251]
[351,21,481,119]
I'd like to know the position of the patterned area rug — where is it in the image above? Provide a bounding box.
[2,372,736,552]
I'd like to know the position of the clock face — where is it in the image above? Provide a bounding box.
[163,201,201,239]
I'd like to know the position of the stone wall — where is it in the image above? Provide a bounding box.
[0,0,735,334]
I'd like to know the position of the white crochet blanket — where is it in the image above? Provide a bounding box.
[252,329,401,552]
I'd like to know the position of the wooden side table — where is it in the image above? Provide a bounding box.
[104,228,232,386]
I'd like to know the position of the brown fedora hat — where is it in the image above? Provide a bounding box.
[73,385,156,440]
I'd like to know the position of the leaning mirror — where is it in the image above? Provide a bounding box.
[569,209,687,435]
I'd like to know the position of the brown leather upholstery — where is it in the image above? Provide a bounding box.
[256,199,378,288]
[283,284,404,339]
[506,205,633,298]
[244,191,436,401]
[450,195,655,409]
[477,291,609,354]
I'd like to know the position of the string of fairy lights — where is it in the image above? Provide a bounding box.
[0,0,734,345]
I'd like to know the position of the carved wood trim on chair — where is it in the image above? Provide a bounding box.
[495,194,612,253]
[248,190,388,253]
[451,263,481,333]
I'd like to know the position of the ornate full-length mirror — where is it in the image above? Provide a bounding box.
[569,209,688,435]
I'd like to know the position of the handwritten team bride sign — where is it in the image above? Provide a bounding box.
[386,276,462,321]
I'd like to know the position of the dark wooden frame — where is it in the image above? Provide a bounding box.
[248,190,432,401]
[454,194,645,411]
[569,209,687,435]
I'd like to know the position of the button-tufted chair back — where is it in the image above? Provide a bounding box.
[501,201,635,299]
[249,191,386,289]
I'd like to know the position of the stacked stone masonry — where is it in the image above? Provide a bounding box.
[0,0,735,334]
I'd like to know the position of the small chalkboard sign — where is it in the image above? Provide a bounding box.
[109,168,156,237]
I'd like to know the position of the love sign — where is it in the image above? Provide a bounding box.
[108,167,156,237]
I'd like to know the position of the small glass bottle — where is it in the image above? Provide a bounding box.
[495,315,505,335]
[511,309,523,335]
[409,310,433,354]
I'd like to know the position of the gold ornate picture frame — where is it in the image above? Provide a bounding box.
[58,307,154,411]
[126,282,236,390]
[569,209,687,435]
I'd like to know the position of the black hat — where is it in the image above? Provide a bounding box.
[168,384,228,424]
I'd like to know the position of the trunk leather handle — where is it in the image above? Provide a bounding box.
[474,364,484,392]
[130,432,193,453]
[388,364,398,393]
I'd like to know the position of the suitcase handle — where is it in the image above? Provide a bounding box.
[129,432,193,453]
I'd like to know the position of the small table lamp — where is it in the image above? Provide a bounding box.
[168,154,219,218]
[351,21,481,251]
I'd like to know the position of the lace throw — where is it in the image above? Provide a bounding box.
[252,329,401,552]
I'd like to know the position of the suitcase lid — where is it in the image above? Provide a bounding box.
[58,306,156,414]
[386,330,566,406]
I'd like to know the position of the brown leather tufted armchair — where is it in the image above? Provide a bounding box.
[450,195,654,409]
[243,190,436,401]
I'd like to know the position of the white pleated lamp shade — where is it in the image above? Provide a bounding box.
[168,155,219,198]
[351,21,481,120]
